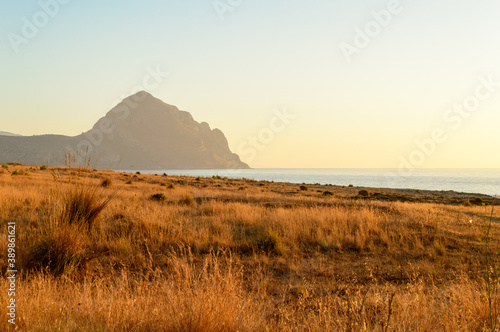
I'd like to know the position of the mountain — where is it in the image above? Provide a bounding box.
[0,91,249,169]
[0,131,21,136]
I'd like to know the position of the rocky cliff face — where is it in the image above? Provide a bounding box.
[0,91,249,169]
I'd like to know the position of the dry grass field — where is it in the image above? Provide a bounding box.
[1,164,499,331]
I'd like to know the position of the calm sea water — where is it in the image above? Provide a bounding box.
[131,169,500,197]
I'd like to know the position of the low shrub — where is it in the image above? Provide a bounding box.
[358,189,370,197]
[150,193,166,201]
[101,177,112,188]
[471,197,484,205]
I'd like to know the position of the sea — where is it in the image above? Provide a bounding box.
[129,169,500,197]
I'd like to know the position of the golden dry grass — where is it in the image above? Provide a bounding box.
[0,164,499,331]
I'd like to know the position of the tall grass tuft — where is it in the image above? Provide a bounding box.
[60,184,113,230]
[162,248,265,331]
[178,194,195,206]
[24,223,90,276]
[255,228,286,255]
[483,205,499,332]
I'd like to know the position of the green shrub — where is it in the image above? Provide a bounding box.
[11,170,20,176]
[299,185,308,191]
[167,183,175,189]
[40,165,48,170]
[323,191,333,196]
[358,189,370,197]
[1,164,8,169]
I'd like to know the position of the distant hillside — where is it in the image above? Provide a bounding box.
[0,131,21,137]
[0,91,249,169]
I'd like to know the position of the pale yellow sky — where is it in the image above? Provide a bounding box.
[1,0,499,168]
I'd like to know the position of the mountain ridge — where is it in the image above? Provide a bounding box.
[0,91,249,169]
[0,131,22,137]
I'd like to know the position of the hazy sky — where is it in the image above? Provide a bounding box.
[1,0,499,168]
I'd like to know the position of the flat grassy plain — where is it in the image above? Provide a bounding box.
[1,164,499,331]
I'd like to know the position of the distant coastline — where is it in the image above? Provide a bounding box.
[119,168,500,197]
